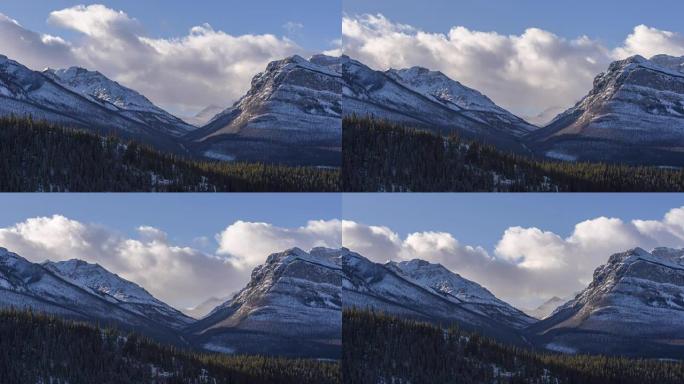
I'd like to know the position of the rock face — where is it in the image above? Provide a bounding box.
[188,55,343,166]
[186,247,343,358]
[342,249,534,345]
[531,55,684,165]
[529,247,684,357]
[0,55,184,152]
[0,248,189,344]
[341,56,536,151]
[43,66,195,137]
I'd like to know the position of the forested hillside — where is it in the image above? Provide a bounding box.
[342,117,684,192]
[343,309,684,384]
[0,309,340,384]
[0,116,339,192]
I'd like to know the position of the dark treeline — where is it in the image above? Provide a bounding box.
[0,116,339,192]
[342,116,684,192]
[343,309,684,384]
[0,309,340,384]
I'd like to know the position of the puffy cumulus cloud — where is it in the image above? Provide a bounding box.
[342,14,684,124]
[216,220,342,269]
[0,5,304,115]
[341,220,401,262]
[0,13,76,70]
[495,227,567,270]
[342,206,684,308]
[48,4,142,39]
[614,25,684,59]
[0,215,241,309]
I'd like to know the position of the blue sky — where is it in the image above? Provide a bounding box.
[0,193,341,249]
[343,0,684,46]
[343,194,684,250]
[1,0,340,51]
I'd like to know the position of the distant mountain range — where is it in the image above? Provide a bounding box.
[342,247,684,358]
[530,55,684,165]
[0,246,342,359]
[3,52,684,167]
[342,54,684,166]
[0,248,192,344]
[528,247,684,357]
[341,55,535,151]
[0,54,342,167]
[3,243,683,359]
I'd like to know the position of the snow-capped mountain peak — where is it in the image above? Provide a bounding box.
[386,66,508,114]
[525,296,567,320]
[342,56,536,149]
[188,55,342,165]
[188,247,343,357]
[41,258,193,328]
[387,258,500,304]
[387,258,535,329]
[535,246,684,356]
[43,259,161,306]
[43,65,194,135]
[650,54,684,74]
[532,54,684,165]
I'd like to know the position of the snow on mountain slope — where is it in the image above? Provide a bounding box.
[43,259,192,329]
[44,67,195,136]
[388,259,535,329]
[386,67,535,136]
[0,55,182,152]
[0,248,186,343]
[182,105,225,127]
[188,55,342,166]
[342,249,531,345]
[529,247,684,357]
[342,56,535,151]
[187,247,342,358]
[184,295,235,319]
[531,55,684,166]
[524,296,568,320]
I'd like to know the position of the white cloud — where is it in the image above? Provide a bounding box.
[0,13,75,70]
[342,14,684,123]
[0,215,340,309]
[614,24,684,59]
[216,219,341,269]
[342,206,684,308]
[0,5,304,115]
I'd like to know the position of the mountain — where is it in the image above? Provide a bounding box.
[181,105,225,127]
[186,247,343,358]
[342,249,534,344]
[529,247,684,357]
[531,55,684,166]
[187,55,343,166]
[42,259,193,329]
[0,248,188,343]
[184,294,234,319]
[525,296,567,320]
[341,56,536,151]
[388,259,535,329]
[43,66,195,136]
[0,55,183,152]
